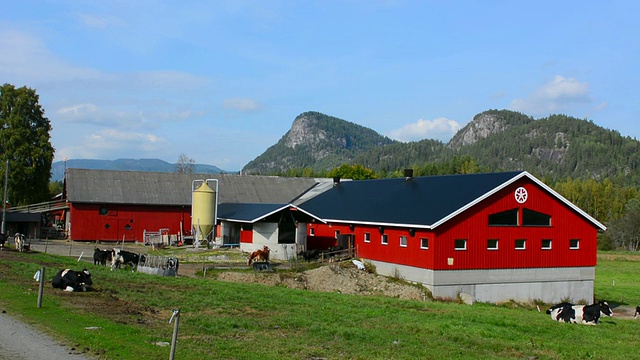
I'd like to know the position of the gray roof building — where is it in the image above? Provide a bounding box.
[65,168,329,206]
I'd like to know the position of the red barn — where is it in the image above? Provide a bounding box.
[298,171,606,304]
[64,169,324,247]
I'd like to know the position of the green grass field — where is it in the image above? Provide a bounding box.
[1,251,638,360]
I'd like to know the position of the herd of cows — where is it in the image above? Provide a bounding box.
[3,238,640,324]
[48,247,148,292]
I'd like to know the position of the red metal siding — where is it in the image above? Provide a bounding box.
[307,224,343,249]
[432,179,598,270]
[69,203,190,242]
[240,229,253,243]
[308,178,599,271]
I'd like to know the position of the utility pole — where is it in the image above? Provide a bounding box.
[1,159,8,235]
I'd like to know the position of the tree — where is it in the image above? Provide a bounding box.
[0,84,54,206]
[175,153,195,174]
[328,163,376,180]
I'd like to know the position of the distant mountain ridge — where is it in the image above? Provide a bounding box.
[241,110,640,187]
[50,158,226,182]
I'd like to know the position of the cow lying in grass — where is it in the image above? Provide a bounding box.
[52,269,93,292]
[546,301,613,325]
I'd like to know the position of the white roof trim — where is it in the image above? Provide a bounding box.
[431,171,606,231]
[219,204,327,224]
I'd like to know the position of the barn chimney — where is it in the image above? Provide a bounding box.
[404,168,414,181]
[333,176,341,186]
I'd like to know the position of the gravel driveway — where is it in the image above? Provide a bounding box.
[0,311,93,360]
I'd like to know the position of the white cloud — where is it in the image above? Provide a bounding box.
[510,75,591,116]
[387,117,461,142]
[222,98,262,112]
[55,129,170,161]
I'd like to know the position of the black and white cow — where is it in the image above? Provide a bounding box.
[93,248,112,266]
[546,301,613,325]
[51,268,93,292]
[111,249,145,271]
[634,306,640,319]
[0,233,6,248]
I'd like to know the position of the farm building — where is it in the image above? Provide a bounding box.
[61,168,330,258]
[297,171,606,304]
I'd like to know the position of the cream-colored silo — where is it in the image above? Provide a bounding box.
[191,179,218,244]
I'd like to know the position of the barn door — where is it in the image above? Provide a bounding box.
[277,212,296,244]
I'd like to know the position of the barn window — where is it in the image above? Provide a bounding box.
[420,238,429,249]
[570,239,580,249]
[399,236,407,247]
[335,230,340,238]
[487,239,498,250]
[488,208,519,226]
[99,206,108,215]
[454,239,466,250]
[381,234,388,245]
[541,239,552,249]
[515,239,526,250]
[309,227,315,236]
[522,208,551,226]
[124,224,132,230]
[364,233,370,243]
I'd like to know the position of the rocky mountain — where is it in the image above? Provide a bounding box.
[448,109,534,148]
[242,111,396,174]
[50,158,225,182]
[242,109,640,186]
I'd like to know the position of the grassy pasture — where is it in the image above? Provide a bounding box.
[1,251,639,360]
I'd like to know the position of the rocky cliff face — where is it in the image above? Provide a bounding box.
[242,111,395,174]
[448,112,510,148]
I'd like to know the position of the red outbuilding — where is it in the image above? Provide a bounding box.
[298,171,606,304]
[63,169,323,247]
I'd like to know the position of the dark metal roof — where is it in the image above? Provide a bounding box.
[65,169,324,206]
[298,171,605,230]
[217,203,288,223]
[0,211,42,222]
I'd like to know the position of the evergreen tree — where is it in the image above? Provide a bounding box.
[0,84,54,205]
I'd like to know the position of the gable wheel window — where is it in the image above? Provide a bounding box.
[515,187,528,204]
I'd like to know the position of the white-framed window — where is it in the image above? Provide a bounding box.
[335,230,340,238]
[364,232,370,243]
[515,239,526,250]
[381,234,388,245]
[420,238,429,249]
[454,239,466,250]
[487,239,498,250]
[541,239,552,250]
[399,236,407,247]
[570,239,580,249]
[309,228,315,236]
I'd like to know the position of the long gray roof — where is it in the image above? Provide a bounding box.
[65,168,326,205]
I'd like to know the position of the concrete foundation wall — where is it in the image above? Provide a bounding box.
[368,260,595,304]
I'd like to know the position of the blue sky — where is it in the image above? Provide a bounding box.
[1,1,638,171]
